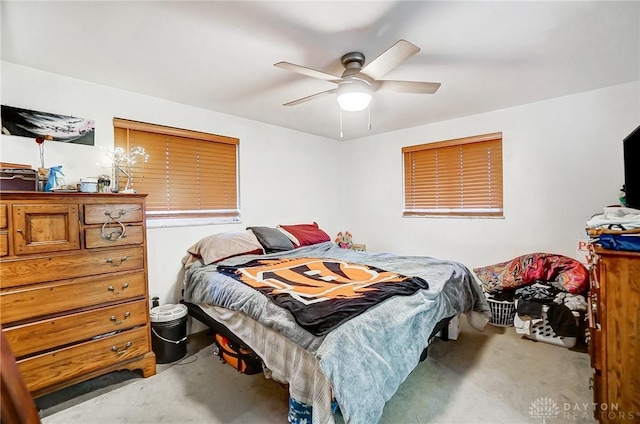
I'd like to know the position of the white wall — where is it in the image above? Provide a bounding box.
[2,61,638,307]
[342,81,640,269]
[0,62,345,311]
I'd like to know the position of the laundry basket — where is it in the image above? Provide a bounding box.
[486,297,516,327]
[524,305,580,348]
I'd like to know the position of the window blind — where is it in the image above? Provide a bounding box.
[113,118,239,219]
[403,133,503,217]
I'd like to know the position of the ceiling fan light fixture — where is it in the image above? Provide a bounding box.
[336,79,372,112]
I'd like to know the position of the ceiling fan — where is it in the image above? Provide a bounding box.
[274,39,441,112]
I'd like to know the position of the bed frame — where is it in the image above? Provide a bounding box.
[181,301,452,364]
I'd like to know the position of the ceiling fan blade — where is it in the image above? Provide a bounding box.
[274,61,341,82]
[376,80,441,94]
[361,39,420,80]
[283,88,337,106]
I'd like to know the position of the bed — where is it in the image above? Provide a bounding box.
[181,227,491,424]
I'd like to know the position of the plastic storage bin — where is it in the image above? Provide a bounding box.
[150,303,188,363]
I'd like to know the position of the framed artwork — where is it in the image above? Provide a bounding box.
[1,105,95,146]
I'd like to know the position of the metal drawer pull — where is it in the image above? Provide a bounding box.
[110,311,131,325]
[105,209,127,220]
[111,341,132,354]
[100,221,127,241]
[107,282,129,293]
[106,256,128,266]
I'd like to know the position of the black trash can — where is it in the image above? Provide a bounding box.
[150,303,188,364]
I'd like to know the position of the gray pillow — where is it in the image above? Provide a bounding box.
[247,226,294,253]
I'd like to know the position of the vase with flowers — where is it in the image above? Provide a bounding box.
[34,135,53,191]
[104,146,149,193]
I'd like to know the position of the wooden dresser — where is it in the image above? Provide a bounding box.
[588,246,640,423]
[0,191,155,398]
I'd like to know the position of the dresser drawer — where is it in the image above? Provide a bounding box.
[0,246,144,288]
[17,326,150,393]
[84,203,143,224]
[85,225,144,249]
[0,270,146,324]
[4,299,149,358]
[0,233,7,256]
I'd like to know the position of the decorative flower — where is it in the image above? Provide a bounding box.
[34,134,53,169]
[103,146,149,192]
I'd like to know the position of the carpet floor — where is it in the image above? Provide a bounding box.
[39,318,595,424]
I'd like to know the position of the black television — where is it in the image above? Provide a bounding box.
[624,125,640,209]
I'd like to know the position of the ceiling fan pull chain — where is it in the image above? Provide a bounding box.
[339,107,344,139]
[368,105,372,131]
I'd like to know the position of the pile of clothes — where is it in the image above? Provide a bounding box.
[586,206,640,251]
[474,253,589,341]
[512,283,586,338]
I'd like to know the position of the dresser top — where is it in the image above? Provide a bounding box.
[0,191,147,200]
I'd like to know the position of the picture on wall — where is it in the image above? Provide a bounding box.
[1,105,95,146]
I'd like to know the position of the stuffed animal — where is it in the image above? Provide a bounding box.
[335,231,353,249]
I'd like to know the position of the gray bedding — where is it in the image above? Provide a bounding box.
[184,241,491,424]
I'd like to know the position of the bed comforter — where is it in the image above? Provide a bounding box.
[184,241,490,424]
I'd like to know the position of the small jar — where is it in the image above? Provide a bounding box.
[97,175,111,193]
[102,177,111,192]
[80,177,98,193]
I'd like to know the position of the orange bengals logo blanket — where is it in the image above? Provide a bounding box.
[218,257,429,336]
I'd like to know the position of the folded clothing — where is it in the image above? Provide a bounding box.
[554,292,587,312]
[586,206,640,230]
[597,234,640,252]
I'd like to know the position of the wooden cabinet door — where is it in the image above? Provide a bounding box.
[12,204,80,255]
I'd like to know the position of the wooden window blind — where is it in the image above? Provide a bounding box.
[403,132,503,217]
[113,118,239,219]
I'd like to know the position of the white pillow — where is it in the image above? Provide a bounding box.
[186,230,264,265]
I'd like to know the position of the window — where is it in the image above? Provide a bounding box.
[402,132,503,217]
[113,118,239,221]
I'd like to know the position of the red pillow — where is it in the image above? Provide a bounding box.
[278,222,330,248]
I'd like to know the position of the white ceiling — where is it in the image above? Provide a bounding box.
[1,1,639,141]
